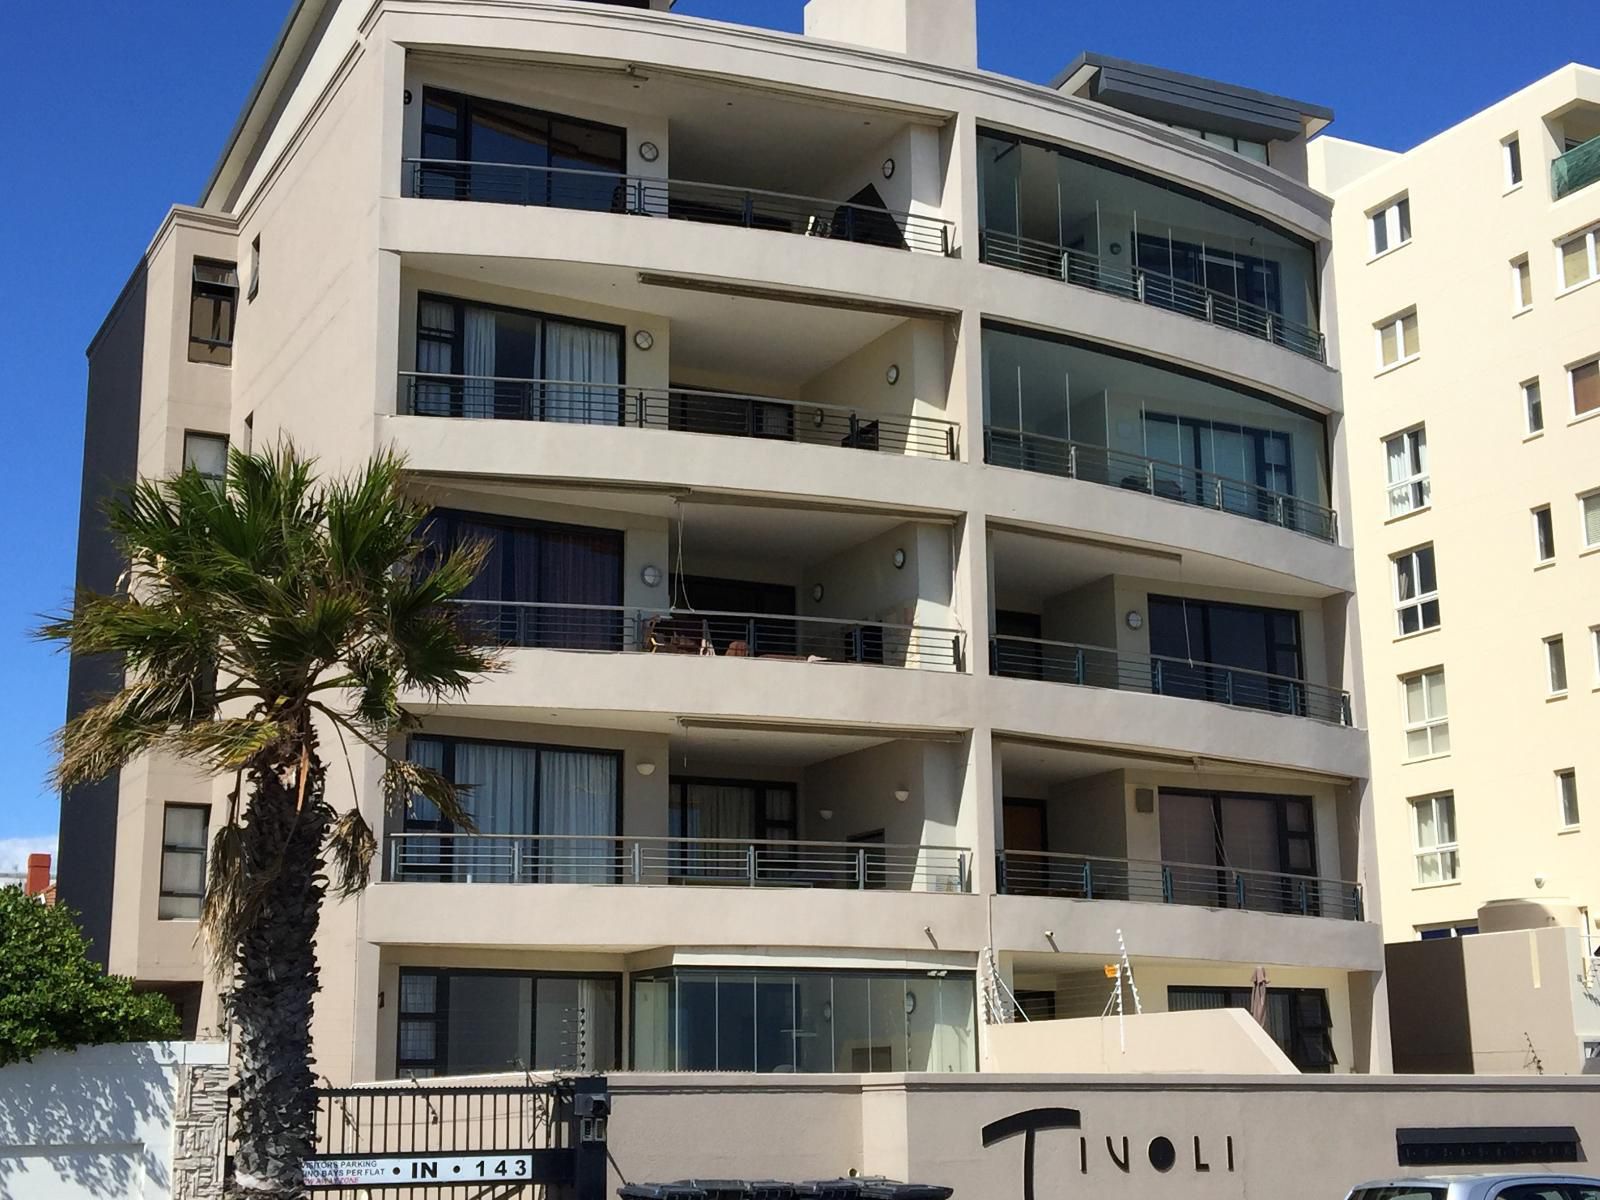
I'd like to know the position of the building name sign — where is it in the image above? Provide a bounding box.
[982,1107,1237,1200]
[304,1153,534,1189]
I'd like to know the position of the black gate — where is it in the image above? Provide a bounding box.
[232,1077,609,1200]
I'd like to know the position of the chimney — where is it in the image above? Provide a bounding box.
[803,0,977,71]
[25,853,51,898]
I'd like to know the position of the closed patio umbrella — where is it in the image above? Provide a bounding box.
[1249,965,1270,1029]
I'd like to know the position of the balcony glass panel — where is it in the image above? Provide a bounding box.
[1554,133,1600,200]
[983,325,1332,538]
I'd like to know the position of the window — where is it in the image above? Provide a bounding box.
[247,235,260,301]
[1559,227,1600,291]
[158,804,209,919]
[1411,793,1458,885]
[1534,505,1556,562]
[1546,635,1568,694]
[1384,426,1429,515]
[1167,124,1269,163]
[182,432,228,482]
[1418,923,1478,940]
[1582,492,1600,548]
[1558,770,1580,828]
[1504,137,1522,188]
[1593,625,1600,685]
[397,968,621,1077]
[187,259,238,365]
[1402,669,1449,759]
[1393,545,1440,635]
[1370,196,1412,256]
[1573,358,1600,419]
[1524,379,1545,433]
[1167,986,1335,1071]
[1511,256,1532,311]
[1376,310,1420,369]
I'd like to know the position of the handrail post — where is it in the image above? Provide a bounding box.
[1341,694,1353,727]
[1075,646,1085,686]
[1067,442,1077,479]
[1161,865,1173,904]
[1205,293,1215,323]
[1135,268,1146,303]
[1266,313,1277,345]
[1298,879,1310,916]
[857,847,867,890]
[957,851,969,893]
[1153,658,1164,696]
[1146,461,1156,494]
[1083,860,1094,901]
[742,190,754,228]
[940,222,951,257]
[511,840,523,885]
[1224,668,1234,707]
[995,851,1007,895]
[389,836,400,881]
[747,843,757,887]
[631,840,643,885]
[1235,872,1247,910]
[945,424,957,461]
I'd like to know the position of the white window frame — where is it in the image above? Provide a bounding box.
[1384,425,1429,515]
[1369,196,1412,258]
[1572,357,1600,421]
[1557,226,1600,293]
[158,803,210,920]
[1393,545,1440,636]
[1557,769,1580,829]
[1511,255,1533,312]
[1376,310,1420,370]
[182,431,229,482]
[1402,669,1449,760]
[1411,793,1459,886]
[1503,136,1523,189]
[1524,378,1544,434]
[1533,505,1556,563]
[1581,490,1600,550]
[1546,635,1569,696]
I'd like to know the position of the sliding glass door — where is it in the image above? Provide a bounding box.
[1148,595,1304,714]
[1158,788,1317,913]
[668,779,798,881]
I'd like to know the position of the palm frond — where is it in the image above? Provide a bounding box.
[325,810,378,898]
[383,757,477,832]
[200,823,251,973]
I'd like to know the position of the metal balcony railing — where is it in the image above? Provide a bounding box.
[996,848,1363,920]
[989,635,1353,726]
[399,375,960,460]
[1553,134,1600,200]
[983,426,1337,543]
[450,599,966,673]
[388,833,971,892]
[979,228,1326,363]
[404,158,957,256]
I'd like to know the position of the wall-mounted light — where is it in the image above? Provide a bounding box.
[1109,241,1123,255]
[638,141,660,163]
[904,990,917,1015]
[822,1001,833,1021]
[812,408,826,428]
[641,564,663,587]
[811,583,825,602]
[818,808,834,821]
[892,548,907,570]
[633,329,655,351]
[1125,610,1144,630]
[885,364,901,385]
[636,761,657,777]
[882,157,896,179]
[893,788,910,803]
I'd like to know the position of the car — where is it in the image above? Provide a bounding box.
[1347,1176,1600,1200]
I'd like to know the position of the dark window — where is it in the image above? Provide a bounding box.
[1158,787,1318,912]
[159,804,209,919]
[397,968,620,1077]
[669,778,799,881]
[672,575,797,655]
[1534,506,1556,561]
[183,432,229,482]
[188,259,238,365]
[1148,595,1307,715]
[1168,984,1335,1071]
[247,236,260,301]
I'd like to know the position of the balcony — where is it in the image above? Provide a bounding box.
[983,426,1337,542]
[404,160,956,256]
[1553,133,1600,200]
[990,635,1352,725]
[388,833,970,892]
[980,229,1325,361]
[996,849,1362,920]
[455,600,966,673]
[398,375,959,460]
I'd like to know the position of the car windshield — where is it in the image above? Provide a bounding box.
[1350,1190,1448,1200]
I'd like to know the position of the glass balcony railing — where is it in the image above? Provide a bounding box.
[1553,134,1600,200]
[983,426,1337,542]
[388,833,971,892]
[979,228,1327,362]
[996,848,1363,921]
[398,374,960,459]
[404,158,957,255]
[990,634,1353,726]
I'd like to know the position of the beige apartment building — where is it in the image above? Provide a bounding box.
[64,0,1388,1084]
[1310,65,1600,1071]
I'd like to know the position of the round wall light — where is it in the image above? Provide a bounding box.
[638,141,660,163]
[904,991,917,1015]
[811,583,825,602]
[1125,610,1144,630]
[885,364,901,385]
[633,329,655,351]
[892,548,907,570]
[636,761,657,777]
[893,788,911,803]
[641,564,663,587]
[882,157,896,179]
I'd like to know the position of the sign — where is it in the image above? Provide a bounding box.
[305,1153,535,1189]
[982,1108,1238,1200]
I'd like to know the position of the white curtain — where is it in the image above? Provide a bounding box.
[544,323,620,425]
[455,742,536,882]
[538,749,618,882]
[415,300,456,415]
[463,306,497,418]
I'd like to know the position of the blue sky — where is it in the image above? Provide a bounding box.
[0,0,1588,863]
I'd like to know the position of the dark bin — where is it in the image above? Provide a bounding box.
[795,1182,862,1199]
[618,1185,708,1200]
[678,1182,793,1200]
[858,1183,954,1200]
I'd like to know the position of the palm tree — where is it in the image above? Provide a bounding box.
[41,444,499,1198]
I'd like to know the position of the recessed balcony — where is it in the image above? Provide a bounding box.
[1551,104,1600,200]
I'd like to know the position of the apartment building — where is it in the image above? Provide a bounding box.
[1310,65,1600,1071]
[63,0,1386,1078]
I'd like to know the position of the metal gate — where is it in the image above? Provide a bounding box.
[232,1076,609,1200]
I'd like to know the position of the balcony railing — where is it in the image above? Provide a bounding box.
[399,374,960,460]
[1553,134,1600,200]
[979,228,1326,363]
[996,848,1363,921]
[452,599,966,672]
[404,158,957,256]
[388,833,971,892]
[990,635,1352,725]
[984,426,1337,543]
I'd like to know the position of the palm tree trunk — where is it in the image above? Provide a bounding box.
[228,747,330,1199]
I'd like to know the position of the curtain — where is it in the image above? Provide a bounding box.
[537,749,618,883]
[544,322,620,425]
[537,528,621,649]
[402,739,448,881]
[463,306,497,419]
[454,742,536,882]
[415,300,456,416]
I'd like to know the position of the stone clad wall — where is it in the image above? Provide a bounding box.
[171,1060,230,1200]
